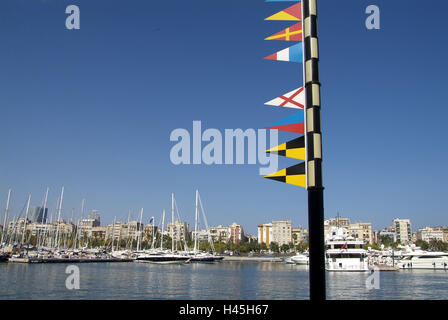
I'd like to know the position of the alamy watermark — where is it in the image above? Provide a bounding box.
[365,5,380,30]
[170,121,278,175]
[365,266,380,290]
[66,5,80,30]
[65,265,80,290]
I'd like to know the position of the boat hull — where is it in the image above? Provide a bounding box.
[136,255,191,264]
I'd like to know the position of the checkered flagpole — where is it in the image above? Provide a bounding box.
[303,0,326,301]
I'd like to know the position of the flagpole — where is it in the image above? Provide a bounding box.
[303,0,326,301]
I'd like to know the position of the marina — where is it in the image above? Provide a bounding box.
[0,187,447,301]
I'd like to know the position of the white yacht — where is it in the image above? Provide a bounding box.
[285,252,309,265]
[398,250,448,270]
[325,227,369,272]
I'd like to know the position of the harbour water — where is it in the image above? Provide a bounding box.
[1,261,447,300]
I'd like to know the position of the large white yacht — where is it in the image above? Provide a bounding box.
[325,227,369,272]
[398,250,448,270]
[284,252,309,265]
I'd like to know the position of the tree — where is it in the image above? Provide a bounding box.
[269,242,279,253]
[296,241,308,253]
[414,239,429,250]
[428,239,448,252]
[378,235,394,248]
[280,244,290,253]
[365,243,380,250]
[292,234,298,245]
[214,242,226,253]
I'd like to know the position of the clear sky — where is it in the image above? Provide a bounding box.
[1,0,447,235]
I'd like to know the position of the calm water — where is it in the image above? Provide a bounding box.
[0,261,447,300]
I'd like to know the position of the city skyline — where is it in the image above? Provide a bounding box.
[1,0,448,235]
[2,195,443,237]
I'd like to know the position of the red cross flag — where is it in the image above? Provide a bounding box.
[264,87,305,109]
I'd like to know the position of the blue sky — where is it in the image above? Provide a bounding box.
[1,0,447,235]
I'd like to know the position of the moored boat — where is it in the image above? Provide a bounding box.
[136,252,191,264]
[398,251,448,270]
[325,227,369,272]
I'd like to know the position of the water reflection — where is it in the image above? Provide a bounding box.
[1,262,447,299]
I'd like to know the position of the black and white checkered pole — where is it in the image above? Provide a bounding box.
[303,0,326,301]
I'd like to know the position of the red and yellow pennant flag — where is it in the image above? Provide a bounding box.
[265,3,302,21]
[265,23,303,42]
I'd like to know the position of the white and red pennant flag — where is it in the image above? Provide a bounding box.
[265,87,305,109]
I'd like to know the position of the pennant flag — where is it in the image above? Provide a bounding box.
[265,3,302,21]
[265,112,304,134]
[264,162,306,188]
[265,87,304,109]
[266,136,305,160]
[264,44,303,63]
[265,23,303,41]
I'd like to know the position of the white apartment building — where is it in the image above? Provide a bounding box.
[208,225,230,243]
[105,221,144,241]
[258,220,292,248]
[417,226,448,242]
[349,222,373,244]
[393,218,412,244]
[166,221,189,242]
[258,223,273,248]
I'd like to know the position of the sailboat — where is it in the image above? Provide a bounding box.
[135,195,190,264]
[188,190,223,263]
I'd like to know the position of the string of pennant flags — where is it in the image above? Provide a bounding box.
[263,0,307,188]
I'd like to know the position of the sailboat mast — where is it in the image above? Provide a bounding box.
[37,188,49,248]
[151,216,155,250]
[1,189,11,245]
[171,193,174,252]
[160,209,165,251]
[137,208,143,251]
[112,216,116,253]
[65,208,74,249]
[116,219,121,251]
[194,189,199,254]
[78,199,85,249]
[21,194,31,246]
[198,192,215,254]
[54,186,64,250]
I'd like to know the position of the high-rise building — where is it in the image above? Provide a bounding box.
[29,207,48,223]
[87,210,101,225]
[393,218,412,244]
